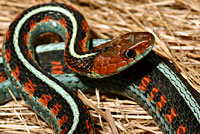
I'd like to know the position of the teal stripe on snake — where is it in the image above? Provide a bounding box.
[157,62,200,122]
[12,6,80,133]
[8,4,81,134]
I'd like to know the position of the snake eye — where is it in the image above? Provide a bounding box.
[124,49,136,59]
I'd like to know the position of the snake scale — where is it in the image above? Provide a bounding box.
[1,2,200,134]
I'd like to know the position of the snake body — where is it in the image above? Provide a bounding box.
[1,2,200,134]
[2,2,155,134]
[39,43,200,133]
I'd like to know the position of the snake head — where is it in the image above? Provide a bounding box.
[91,32,154,78]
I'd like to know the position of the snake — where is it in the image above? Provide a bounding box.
[2,2,154,134]
[1,2,200,134]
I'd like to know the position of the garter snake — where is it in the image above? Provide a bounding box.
[2,2,155,134]
[1,40,200,134]
[1,2,200,134]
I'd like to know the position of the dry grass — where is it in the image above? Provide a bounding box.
[0,0,199,133]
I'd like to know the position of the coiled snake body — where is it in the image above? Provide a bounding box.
[1,2,200,134]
